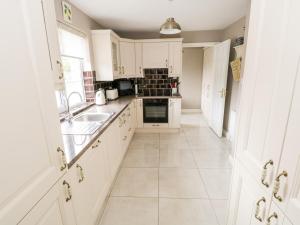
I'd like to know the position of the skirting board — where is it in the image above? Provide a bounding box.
[182,108,202,113]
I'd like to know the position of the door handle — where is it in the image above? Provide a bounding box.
[218,89,226,98]
[255,197,266,222]
[76,164,84,183]
[63,180,72,202]
[57,147,67,171]
[273,171,288,202]
[261,160,273,188]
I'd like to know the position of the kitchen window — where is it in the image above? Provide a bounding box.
[56,27,89,113]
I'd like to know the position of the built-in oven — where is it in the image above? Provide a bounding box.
[143,99,168,123]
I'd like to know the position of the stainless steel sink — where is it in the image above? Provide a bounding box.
[61,112,115,135]
[73,112,114,122]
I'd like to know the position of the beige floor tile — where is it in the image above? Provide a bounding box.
[200,169,232,199]
[159,168,208,198]
[122,149,159,168]
[111,168,158,197]
[159,149,197,168]
[159,198,218,225]
[211,199,229,225]
[193,150,232,169]
[100,197,158,225]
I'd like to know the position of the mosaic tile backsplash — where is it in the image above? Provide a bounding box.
[83,68,179,102]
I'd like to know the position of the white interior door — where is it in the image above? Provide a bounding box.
[210,40,231,137]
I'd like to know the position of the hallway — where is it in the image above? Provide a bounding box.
[99,113,232,225]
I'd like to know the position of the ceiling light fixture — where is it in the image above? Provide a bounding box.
[160,0,181,35]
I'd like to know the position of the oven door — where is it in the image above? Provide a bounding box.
[143,99,168,123]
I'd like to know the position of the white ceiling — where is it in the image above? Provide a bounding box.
[69,0,249,32]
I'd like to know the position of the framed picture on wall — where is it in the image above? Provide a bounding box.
[62,1,72,23]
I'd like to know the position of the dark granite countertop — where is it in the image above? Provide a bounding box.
[61,96,135,168]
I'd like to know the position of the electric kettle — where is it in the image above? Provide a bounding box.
[95,88,106,105]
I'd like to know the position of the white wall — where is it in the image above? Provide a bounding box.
[181,48,204,109]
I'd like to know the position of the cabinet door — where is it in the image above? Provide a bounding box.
[111,35,121,79]
[168,42,182,77]
[70,137,110,225]
[142,42,169,68]
[136,99,144,128]
[41,0,64,89]
[120,41,135,78]
[228,163,271,225]
[19,178,76,225]
[169,99,181,128]
[106,119,122,182]
[0,1,65,224]
[135,42,144,77]
[273,28,300,224]
[235,0,295,195]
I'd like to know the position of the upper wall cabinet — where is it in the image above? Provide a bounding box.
[142,42,169,68]
[135,42,144,77]
[92,29,183,80]
[92,30,121,81]
[119,40,136,78]
[41,0,65,89]
[168,42,182,77]
[142,40,183,77]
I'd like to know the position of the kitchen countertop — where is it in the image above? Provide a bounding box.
[61,94,181,168]
[61,96,135,168]
[136,94,182,99]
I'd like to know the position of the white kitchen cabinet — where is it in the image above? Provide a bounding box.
[169,98,181,128]
[92,30,121,81]
[168,42,182,77]
[234,0,295,195]
[120,40,136,78]
[0,1,66,224]
[106,119,122,182]
[69,136,110,225]
[228,162,272,225]
[41,0,64,89]
[135,42,144,77]
[18,177,77,225]
[142,42,169,68]
[136,98,144,128]
[228,0,300,224]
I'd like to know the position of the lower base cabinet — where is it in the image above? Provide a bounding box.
[19,177,77,225]
[69,135,110,225]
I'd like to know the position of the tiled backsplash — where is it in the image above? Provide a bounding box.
[137,68,178,96]
[83,68,179,102]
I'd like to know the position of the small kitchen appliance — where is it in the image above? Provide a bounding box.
[95,88,106,105]
[106,88,118,100]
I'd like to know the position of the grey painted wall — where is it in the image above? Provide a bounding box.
[181,48,204,109]
[222,17,246,133]
[54,0,103,70]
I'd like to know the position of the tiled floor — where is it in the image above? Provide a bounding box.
[99,113,232,225]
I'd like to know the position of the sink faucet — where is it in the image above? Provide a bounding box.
[64,91,83,121]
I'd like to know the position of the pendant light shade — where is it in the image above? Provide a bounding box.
[160,17,181,35]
